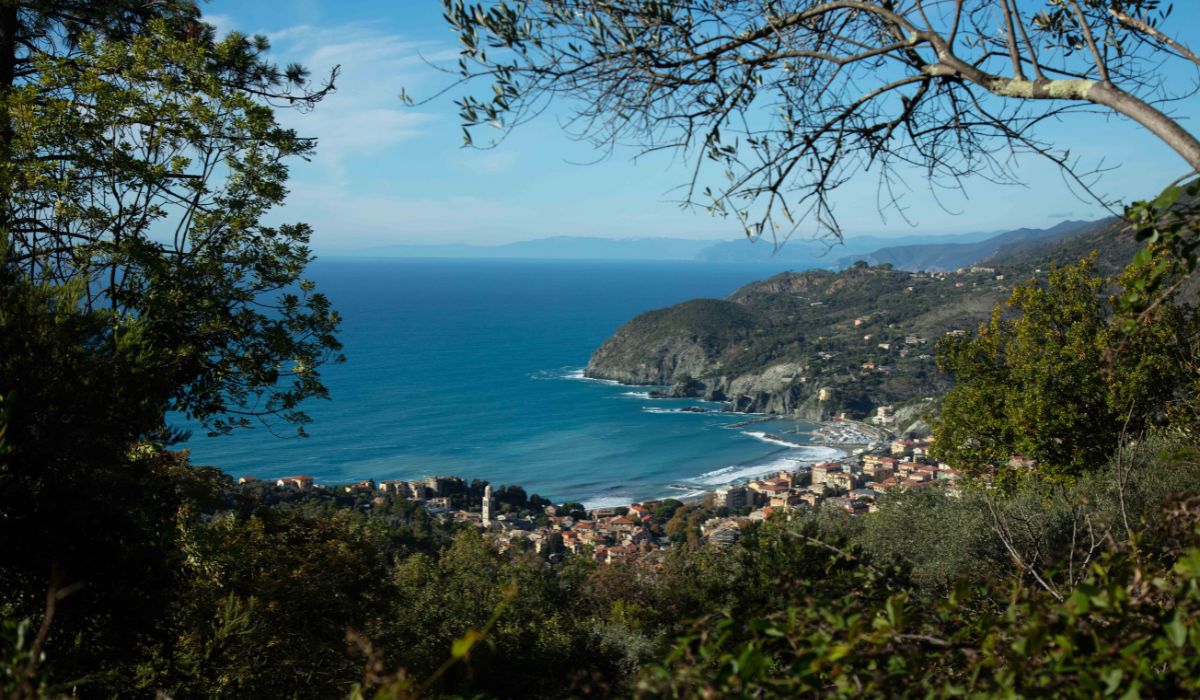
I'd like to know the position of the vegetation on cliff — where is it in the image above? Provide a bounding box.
[587,208,1185,421]
[934,257,1198,483]
[587,262,1000,417]
[587,299,762,386]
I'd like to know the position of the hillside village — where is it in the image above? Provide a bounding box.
[245,417,981,564]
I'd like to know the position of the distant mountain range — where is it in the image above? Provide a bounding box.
[330,216,1129,271]
[340,236,718,261]
[694,230,1002,264]
[335,229,1016,265]
[834,219,1113,271]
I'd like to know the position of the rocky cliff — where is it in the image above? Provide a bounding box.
[584,299,756,385]
[586,264,992,420]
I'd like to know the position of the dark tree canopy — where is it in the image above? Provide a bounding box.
[441,1,1200,244]
[0,1,198,84]
[0,3,343,686]
[0,3,342,436]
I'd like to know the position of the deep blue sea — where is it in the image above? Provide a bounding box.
[177,259,845,507]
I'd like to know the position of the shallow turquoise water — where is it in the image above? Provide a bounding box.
[176,258,843,506]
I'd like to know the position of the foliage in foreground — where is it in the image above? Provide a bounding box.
[644,514,1200,698]
[3,10,342,437]
[933,256,1197,483]
[630,438,1200,698]
[4,422,1200,698]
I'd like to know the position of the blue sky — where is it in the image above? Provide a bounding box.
[203,1,1200,253]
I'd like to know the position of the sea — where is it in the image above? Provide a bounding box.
[176,258,846,507]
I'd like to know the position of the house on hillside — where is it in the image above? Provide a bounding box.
[276,475,314,490]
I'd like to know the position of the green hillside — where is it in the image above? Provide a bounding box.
[586,216,1155,420]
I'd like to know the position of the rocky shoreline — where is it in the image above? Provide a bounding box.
[587,358,831,418]
[579,266,989,423]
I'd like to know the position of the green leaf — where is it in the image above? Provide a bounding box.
[451,628,483,658]
[1153,185,1182,210]
[1165,613,1187,648]
[1102,668,1124,695]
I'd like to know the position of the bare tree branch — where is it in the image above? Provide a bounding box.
[434,0,1200,245]
[1109,7,1200,68]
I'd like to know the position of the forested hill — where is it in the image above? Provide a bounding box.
[585,216,1147,421]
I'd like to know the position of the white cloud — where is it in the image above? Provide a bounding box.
[305,108,435,162]
[195,18,496,243]
[262,23,451,168]
[203,13,237,37]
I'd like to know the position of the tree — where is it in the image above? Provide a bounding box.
[163,506,394,698]
[559,501,588,519]
[0,6,341,691]
[931,257,1195,482]
[440,1,1200,243]
[1,7,340,436]
[653,499,683,522]
[642,524,1200,699]
[382,529,606,699]
[0,252,186,691]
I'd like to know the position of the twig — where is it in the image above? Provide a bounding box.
[1067,0,1110,83]
[1109,9,1200,67]
[16,564,82,700]
[985,495,1064,602]
[785,530,885,577]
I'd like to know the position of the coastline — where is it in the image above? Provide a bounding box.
[576,412,875,510]
[569,401,884,509]
[559,369,872,508]
[253,413,873,511]
[232,369,887,512]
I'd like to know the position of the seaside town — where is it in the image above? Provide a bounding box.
[240,412,980,565]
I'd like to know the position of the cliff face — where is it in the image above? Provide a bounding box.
[586,330,723,385]
[585,298,757,385]
[722,379,829,419]
[588,351,833,418]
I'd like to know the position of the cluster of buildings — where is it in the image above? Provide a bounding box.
[448,487,672,563]
[375,475,466,511]
[701,435,961,541]
[241,429,979,563]
[241,474,470,512]
[241,473,672,563]
[464,431,962,559]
